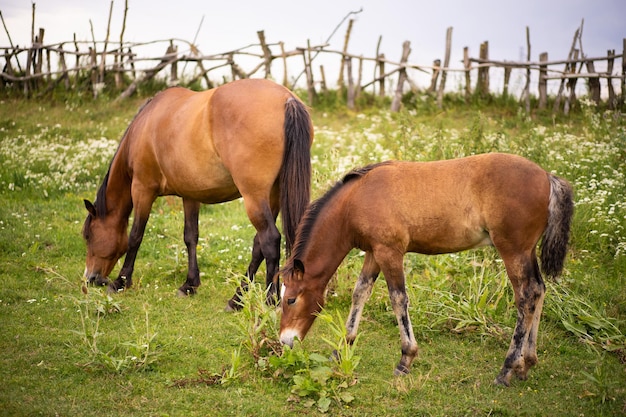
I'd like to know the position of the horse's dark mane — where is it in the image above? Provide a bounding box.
[283,161,392,277]
[86,97,154,227]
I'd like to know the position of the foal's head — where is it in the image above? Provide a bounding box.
[82,199,128,284]
[279,259,327,347]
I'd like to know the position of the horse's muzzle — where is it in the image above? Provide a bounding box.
[84,270,109,286]
[279,329,300,347]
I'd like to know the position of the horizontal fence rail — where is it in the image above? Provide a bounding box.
[1,8,624,113]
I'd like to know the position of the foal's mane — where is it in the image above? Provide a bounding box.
[83,97,154,237]
[283,161,391,278]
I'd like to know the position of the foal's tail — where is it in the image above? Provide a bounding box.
[280,97,312,256]
[540,174,574,278]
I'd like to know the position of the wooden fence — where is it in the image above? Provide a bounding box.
[1,10,624,113]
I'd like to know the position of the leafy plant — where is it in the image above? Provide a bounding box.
[268,342,356,413]
[228,274,282,364]
[545,281,626,353]
[71,294,160,373]
[578,351,620,404]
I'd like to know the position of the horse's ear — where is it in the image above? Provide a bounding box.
[294,259,305,274]
[84,199,97,217]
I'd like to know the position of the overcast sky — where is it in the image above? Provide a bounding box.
[2,0,624,91]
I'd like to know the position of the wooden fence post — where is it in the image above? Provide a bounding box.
[356,56,363,102]
[35,28,45,87]
[280,42,288,87]
[429,59,441,93]
[476,41,489,97]
[377,53,385,98]
[168,42,178,86]
[58,45,70,90]
[503,67,511,98]
[346,56,355,110]
[621,38,626,109]
[319,65,327,94]
[89,47,97,96]
[554,27,580,113]
[257,30,272,79]
[391,40,411,112]
[437,27,452,108]
[606,49,616,109]
[522,27,531,113]
[463,47,471,100]
[564,49,579,115]
[373,35,382,95]
[337,18,354,90]
[302,41,317,106]
[538,52,548,109]
[585,59,601,104]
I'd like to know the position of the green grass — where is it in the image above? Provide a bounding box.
[0,92,625,416]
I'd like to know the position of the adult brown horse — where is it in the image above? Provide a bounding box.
[82,79,313,309]
[279,153,573,386]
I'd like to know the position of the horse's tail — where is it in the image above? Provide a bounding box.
[280,97,313,256]
[540,174,574,278]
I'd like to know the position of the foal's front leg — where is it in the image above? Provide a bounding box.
[346,252,381,344]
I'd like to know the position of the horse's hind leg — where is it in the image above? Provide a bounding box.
[178,199,201,296]
[346,252,381,344]
[226,234,265,310]
[226,198,280,310]
[496,253,545,386]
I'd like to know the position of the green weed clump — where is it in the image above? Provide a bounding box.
[225,276,360,413]
[71,289,160,373]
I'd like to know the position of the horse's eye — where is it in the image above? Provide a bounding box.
[287,298,296,306]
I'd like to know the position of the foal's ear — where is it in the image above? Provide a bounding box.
[294,259,305,274]
[84,199,97,217]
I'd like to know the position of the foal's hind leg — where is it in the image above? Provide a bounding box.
[496,253,545,386]
[375,247,419,376]
[346,252,381,344]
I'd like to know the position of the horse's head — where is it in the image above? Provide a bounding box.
[82,199,128,285]
[279,259,327,347]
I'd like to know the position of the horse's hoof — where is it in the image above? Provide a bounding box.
[393,364,410,376]
[106,284,122,294]
[177,287,197,297]
[224,299,243,312]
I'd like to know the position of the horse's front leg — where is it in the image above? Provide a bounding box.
[178,199,201,296]
[109,201,153,293]
[346,252,380,344]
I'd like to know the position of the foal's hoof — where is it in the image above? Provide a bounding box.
[393,364,410,376]
[494,373,512,387]
[177,286,197,297]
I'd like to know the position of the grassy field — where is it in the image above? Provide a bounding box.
[0,91,625,416]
